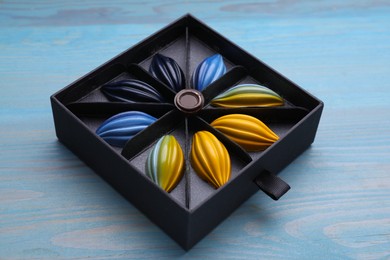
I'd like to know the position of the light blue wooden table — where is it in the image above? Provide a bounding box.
[1,1,390,259]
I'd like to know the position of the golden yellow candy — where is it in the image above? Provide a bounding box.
[210,114,279,151]
[191,131,231,189]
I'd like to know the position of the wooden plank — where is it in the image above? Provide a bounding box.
[1,1,390,258]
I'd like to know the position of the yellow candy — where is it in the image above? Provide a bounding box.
[191,131,231,189]
[210,114,279,151]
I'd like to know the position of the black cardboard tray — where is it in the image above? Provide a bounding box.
[50,14,323,250]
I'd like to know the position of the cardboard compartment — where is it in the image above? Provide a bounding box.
[51,14,323,250]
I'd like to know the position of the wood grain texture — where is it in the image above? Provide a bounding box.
[1,1,390,259]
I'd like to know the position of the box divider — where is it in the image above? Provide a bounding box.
[185,26,190,89]
[184,117,191,209]
[201,65,247,104]
[199,106,310,123]
[191,116,252,165]
[66,102,174,118]
[121,110,184,160]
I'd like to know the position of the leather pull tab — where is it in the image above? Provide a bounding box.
[254,171,290,200]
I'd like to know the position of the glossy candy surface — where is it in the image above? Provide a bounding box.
[191,131,231,189]
[96,111,156,147]
[101,79,164,103]
[149,53,185,92]
[211,84,284,107]
[210,114,279,151]
[192,54,226,91]
[146,135,184,192]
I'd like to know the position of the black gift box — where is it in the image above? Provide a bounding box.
[51,14,323,250]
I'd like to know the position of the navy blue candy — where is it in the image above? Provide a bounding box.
[149,53,185,92]
[101,79,164,103]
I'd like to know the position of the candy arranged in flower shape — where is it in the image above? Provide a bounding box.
[94,53,284,191]
[191,131,231,189]
[210,114,279,151]
[192,54,226,91]
[96,111,156,147]
[146,135,185,192]
[211,84,284,108]
[149,53,185,92]
[101,79,164,103]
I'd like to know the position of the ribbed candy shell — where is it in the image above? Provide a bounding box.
[191,131,231,189]
[210,114,279,151]
[192,54,226,91]
[96,111,156,147]
[101,79,164,103]
[146,135,184,192]
[149,53,185,92]
[211,84,284,107]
